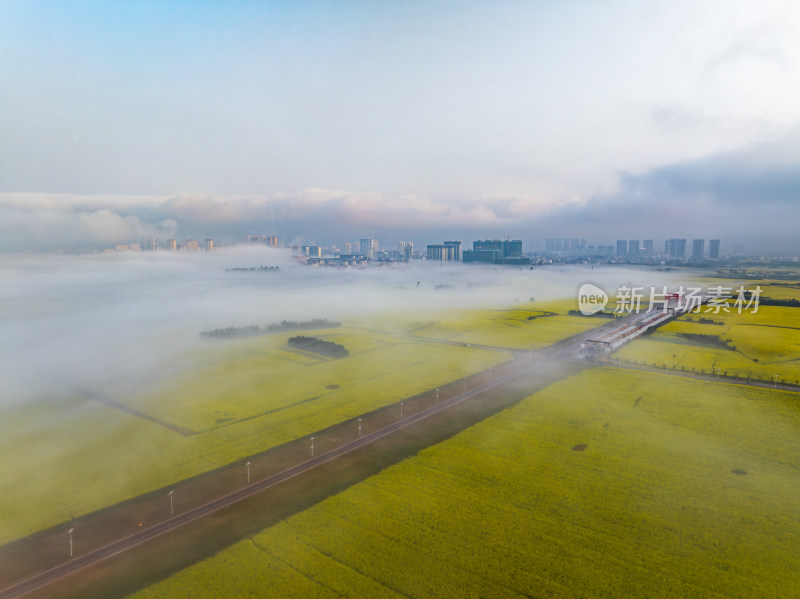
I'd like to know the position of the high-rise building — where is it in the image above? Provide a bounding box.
[359,238,377,260]
[166,239,177,251]
[398,241,414,262]
[643,239,654,256]
[628,240,640,258]
[692,239,705,259]
[665,238,686,259]
[204,239,214,252]
[426,244,454,261]
[464,240,502,263]
[425,241,463,262]
[545,238,556,252]
[616,240,627,257]
[444,241,461,261]
[142,234,156,251]
[462,239,527,264]
[186,239,199,251]
[502,239,522,257]
[709,239,721,260]
[473,239,502,253]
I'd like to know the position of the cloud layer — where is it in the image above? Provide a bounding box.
[1,131,798,253]
[2,1,799,203]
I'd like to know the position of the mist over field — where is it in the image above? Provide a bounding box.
[0,247,687,407]
[2,0,800,595]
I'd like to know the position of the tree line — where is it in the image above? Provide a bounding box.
[201,319,341,339]
[287,336,349,358]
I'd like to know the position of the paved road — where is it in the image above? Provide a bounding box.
[0,349,565,599]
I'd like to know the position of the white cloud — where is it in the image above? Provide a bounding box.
[77,210,144,242]
[1,127,798,253]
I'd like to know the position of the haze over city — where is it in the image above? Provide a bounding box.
[1,0,799,252]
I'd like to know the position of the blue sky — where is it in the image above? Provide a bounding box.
[1,1,799,250]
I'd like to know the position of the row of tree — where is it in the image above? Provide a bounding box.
[201,319,341,339]
[753,297,800,308]
[288,336,349,358]
[225,265,280,271]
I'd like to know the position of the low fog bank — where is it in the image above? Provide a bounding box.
[0,246,690,406]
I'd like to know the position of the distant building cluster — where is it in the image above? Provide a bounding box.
[269,233,533,267]
[282,233,717,267]
[528,236,723,263]
[463,239,527,265]
[106,235,215,253]
[99,228,727,267]
[299,237,414,266]
[247,235,282,247]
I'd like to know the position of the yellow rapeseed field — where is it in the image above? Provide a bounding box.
[403,299,600,349]
[131,367,800,598]
[615,305,800,384]
[0,325,510,545]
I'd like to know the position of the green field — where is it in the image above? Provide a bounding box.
[0,324,512,545]
[130,367,800,598]
[615,305,800,384]
[133,326,512,433]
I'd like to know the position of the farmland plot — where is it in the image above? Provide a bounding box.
[132,367,800,598]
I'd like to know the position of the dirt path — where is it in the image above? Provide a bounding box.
[71,388,196,437]
[597,358,800,393]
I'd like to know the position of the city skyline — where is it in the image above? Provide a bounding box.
[0,189,794,256]
[115,232,736,264]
